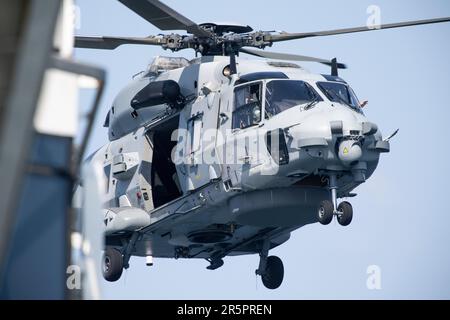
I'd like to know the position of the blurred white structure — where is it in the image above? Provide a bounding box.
[0,0,105,299]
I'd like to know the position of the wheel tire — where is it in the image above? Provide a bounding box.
[337,201,353,226]
[317,200,334,225]
[102,248,123,282]
[261,256,284,290]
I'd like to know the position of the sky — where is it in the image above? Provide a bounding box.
[75,0,450,299]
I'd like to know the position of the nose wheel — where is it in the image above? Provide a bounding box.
[318,200,334,225]
[317,174,353,226]
[337,201,353,226]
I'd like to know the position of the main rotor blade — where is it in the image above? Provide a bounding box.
[267,17,450,42]
[240,47,347,69]
[118,0,211,37]
[74,36,165,50]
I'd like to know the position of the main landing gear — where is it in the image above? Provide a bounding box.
[255,240,284,289]
[102,232,139,282]
[317,174,353,226]
[102,247,123,282]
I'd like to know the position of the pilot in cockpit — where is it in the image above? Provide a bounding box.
[233,83,262,129]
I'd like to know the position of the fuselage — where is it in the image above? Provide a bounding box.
[87,55,389,259]
[98,55,386,204]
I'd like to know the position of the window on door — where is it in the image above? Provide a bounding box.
[232,82,262,130]
[187,116,202,154]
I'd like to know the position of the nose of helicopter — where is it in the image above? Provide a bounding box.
[284,104,381,171]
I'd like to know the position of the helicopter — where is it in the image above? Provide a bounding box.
[75,0,450,289]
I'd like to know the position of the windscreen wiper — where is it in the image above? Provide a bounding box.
[303,95,320,110]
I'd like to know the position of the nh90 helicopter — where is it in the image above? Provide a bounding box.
[75,0,450,289]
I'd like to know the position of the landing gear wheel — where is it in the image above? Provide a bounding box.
[261,256,284,289]
[102,247,123,282]
[337,201,353,226]
[318,200,334,225]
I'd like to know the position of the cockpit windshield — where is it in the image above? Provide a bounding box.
[317,81,361,112]
[265,80,322,119]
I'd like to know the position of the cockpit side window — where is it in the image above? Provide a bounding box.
[232,82,262,130]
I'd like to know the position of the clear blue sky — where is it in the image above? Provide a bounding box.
[75,0,450,299]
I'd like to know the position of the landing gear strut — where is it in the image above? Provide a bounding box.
[317,174,353,226]
[255,240,284,289]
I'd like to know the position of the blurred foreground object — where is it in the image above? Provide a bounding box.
[0,0,105,299]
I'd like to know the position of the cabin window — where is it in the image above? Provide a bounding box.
[266,129,289,165]
[232,82,262,129]
[103,164,111,193]
[187,116,202,154]
[103,111,110,127]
